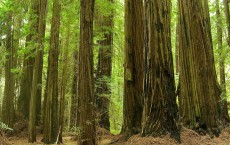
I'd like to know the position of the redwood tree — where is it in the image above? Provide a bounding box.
[123,0,144,135]
[95,0,114,131]
[58,18,71,143]
[141,0,179,138]
[43,0,61,143]
[17,1,38,119]
[70,50,78,130]
[28,0,47,142]
[77,0,96,144]
[2,12,15,128]
[221,0,230,122]
[178,0,222,134]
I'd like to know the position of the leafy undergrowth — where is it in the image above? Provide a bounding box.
[3,127,230,145]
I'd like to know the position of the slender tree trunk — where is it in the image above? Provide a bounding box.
[224,0,230,46]
[70,50,78,130]
[216,0,230,123]
[223,0,230,122]
[123,0,144,135]
[0,82,2,119]
[13,7,22,113]
[2,13,15,128]
[28,0,47,142]
[95,0,114,131]
[141,0,179,140]
[178,0,222,135]
[36,0,47,125]
[0,65,2,117]
[77,0,96,144]
[58,20,71,143]
[175,23,179,75]
[43,0,61,143]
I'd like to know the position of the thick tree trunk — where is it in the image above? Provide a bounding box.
[77,0,96,144]
[18,55,34,119]
[123,0,144,135]
[2,13,15,128]
[178,0,222,135]
[43,0,61,143]
[141,0,179,140]
[28,0,47,142]
[95,0,114,131]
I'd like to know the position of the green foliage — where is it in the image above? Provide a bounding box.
[0,121,13,131]
[68,126,81,135]
[209,0,230,102]
[109,0,124,134]
[0,0,230,137]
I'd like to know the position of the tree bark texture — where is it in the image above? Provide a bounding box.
[28,0,47,142]
[123,0,144,135]
[59,19,71,143]
[77,0,96,144]
[178,0,222,134]
[2,13,16,128]
[43,0,61,143]
[141,0,179,139]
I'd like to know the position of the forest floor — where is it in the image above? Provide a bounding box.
[1,127,230,145]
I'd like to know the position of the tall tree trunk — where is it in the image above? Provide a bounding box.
[223,0,230,122]
[58,20,71,143]
[28,0,47,142]
[216,0,230,123]
[36,0,47,125]
[13,6,22,113]
[141,0,179,140]
[123,0,144,135]
[77,0,96,144]
[2,13,15,128]
[43,0,61,143]
[178,0,222,135]
[17,1,39,119]
[95,0,114,131]
[70,50,78,130]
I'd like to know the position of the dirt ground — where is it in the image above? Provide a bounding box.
[1,135,76,145]
[102,127,230,145]
[121,128,230,145]
[1,127,230,145]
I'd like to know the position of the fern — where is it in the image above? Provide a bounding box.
[0,121,13,131]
